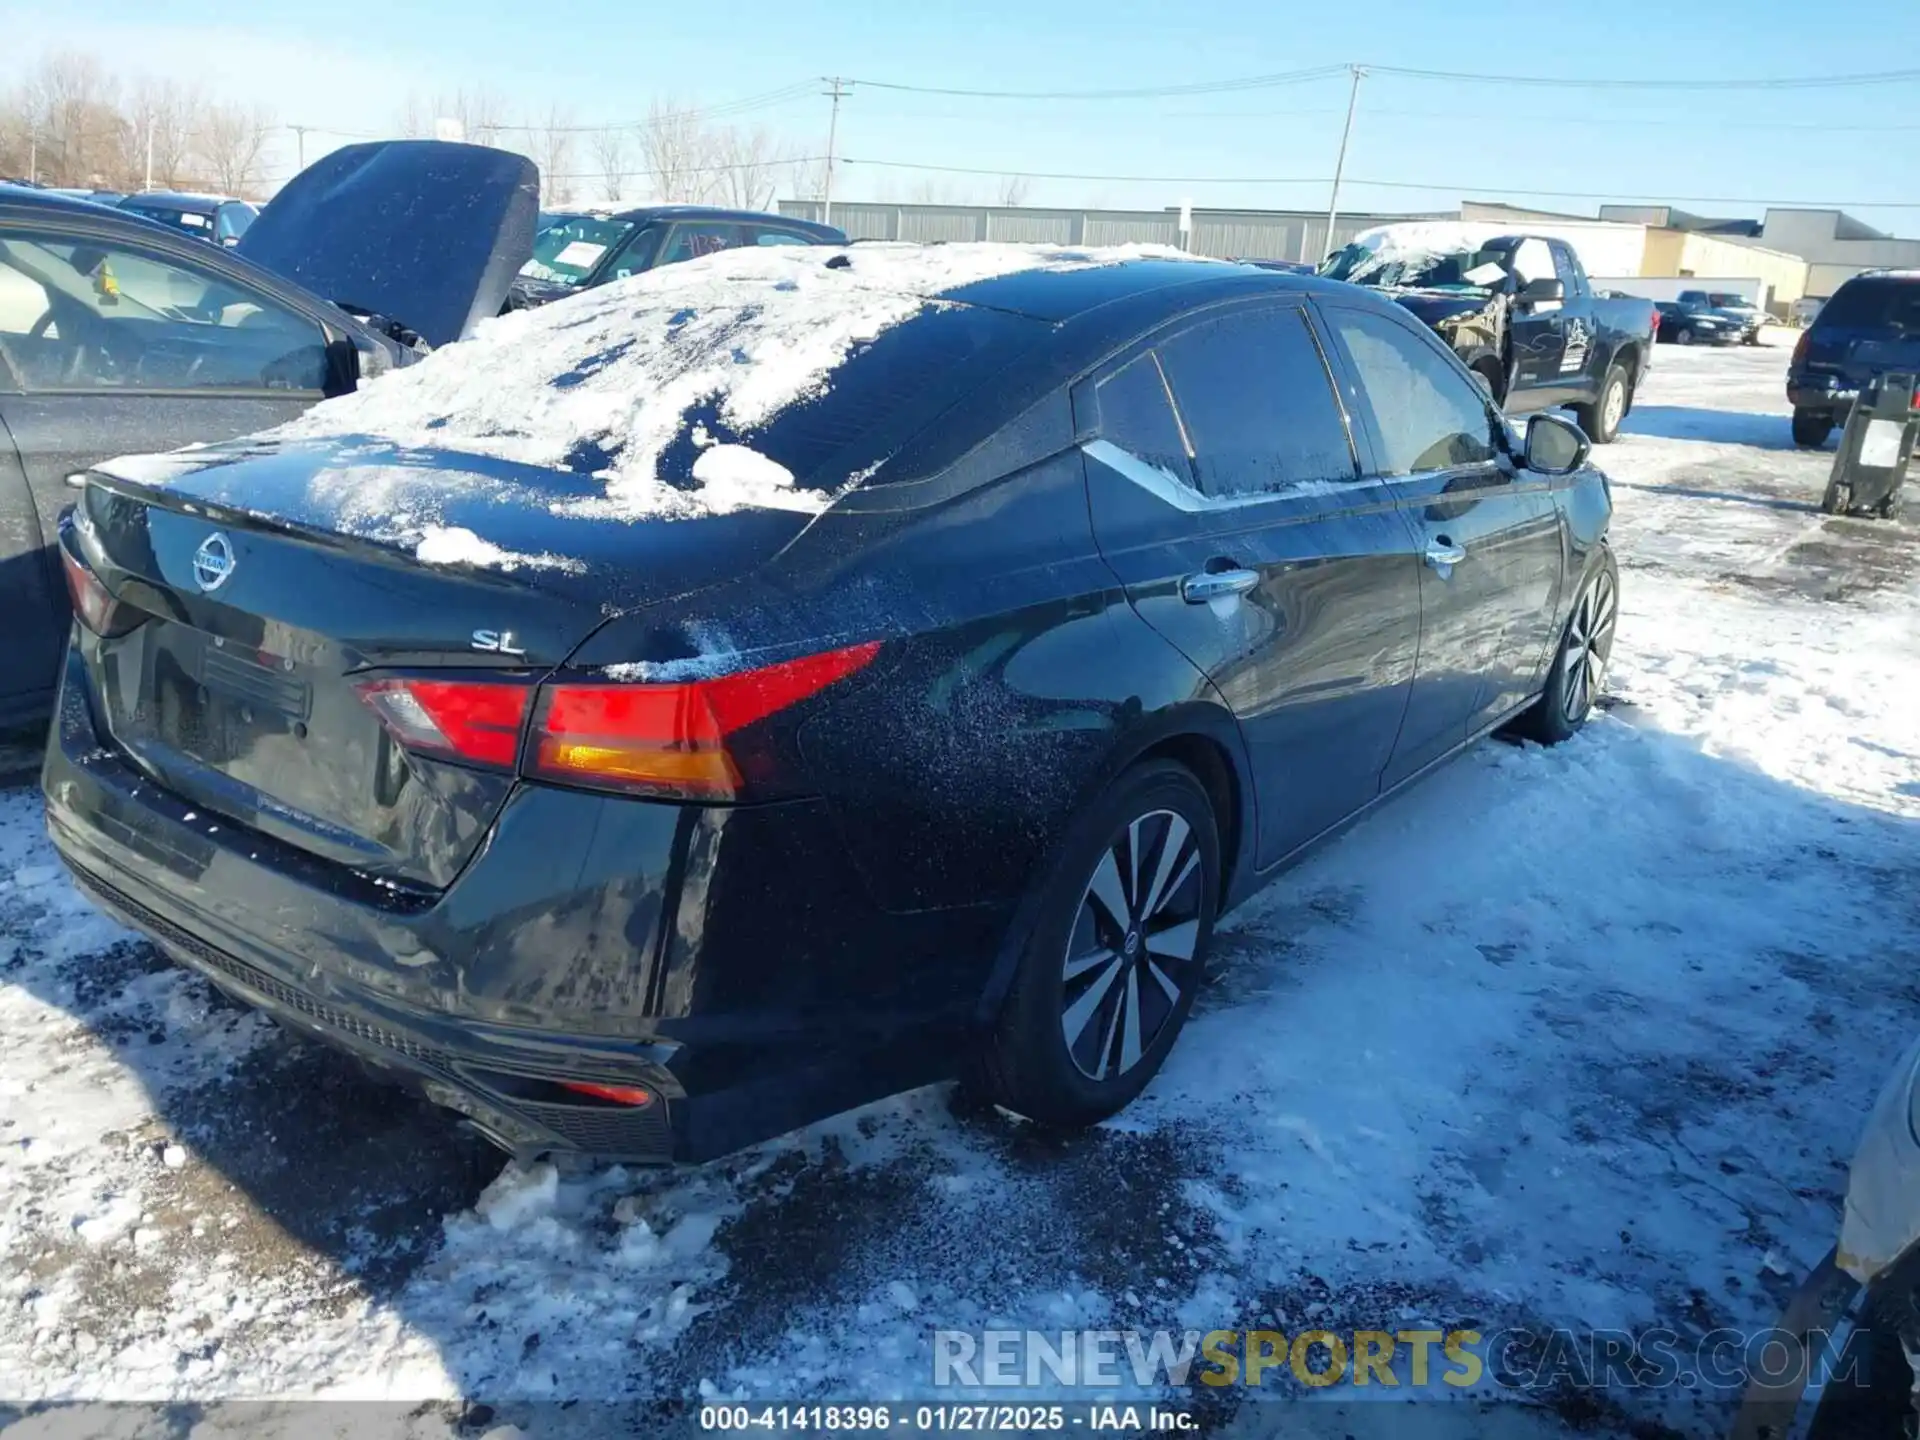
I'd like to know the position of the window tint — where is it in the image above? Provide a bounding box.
[659,222,745,267]
[751,227,816,247]
[0,231,328,393]
[1154,307,1355,497]
[1325,306,1498,475]
[1095,352,1191,485]
[1817,278,1920,331]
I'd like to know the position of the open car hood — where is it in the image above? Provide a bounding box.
[238,140,538,349]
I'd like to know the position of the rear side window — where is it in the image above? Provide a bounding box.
[1154,307,1356,497]
[1323,306,1498,476]
[1817,278,1920,331]
[751,227,817,248]
[1095,353,1191,484]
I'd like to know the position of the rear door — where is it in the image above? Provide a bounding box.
[1317,301,1565,785]
[656,220,748,268]
[1079,299,1425,868]
[0,217,333,709]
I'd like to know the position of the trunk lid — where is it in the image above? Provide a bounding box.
[77,442,812,887]
[237,140,538,349]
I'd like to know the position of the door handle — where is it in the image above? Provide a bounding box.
[1181,568,1260,604]
[1425,538,1468,571]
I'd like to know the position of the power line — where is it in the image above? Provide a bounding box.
[838,156,1920,209]
[1368,62,1920,90]
[842,65,1350,101]
[842,62,1920,101]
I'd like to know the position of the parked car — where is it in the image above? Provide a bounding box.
[1787,270,1920,448]
[1321,224,1656,444]
[507,205,846,309]
[1653,298,1741,346]
[44,245,1617,1166]
[0,140,537,729]
[118,192,259,247]
[1731,1027,1920,1439]
[1676,288,1766,344]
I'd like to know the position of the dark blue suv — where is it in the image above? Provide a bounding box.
[1789,271,1920,447]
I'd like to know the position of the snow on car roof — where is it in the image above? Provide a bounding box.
[267,241,1196,522]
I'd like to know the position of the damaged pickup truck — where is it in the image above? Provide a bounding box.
[1321,223,1657,444]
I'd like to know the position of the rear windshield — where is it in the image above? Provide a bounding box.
[1818,278,1920,331]
[122,203,214,235]
[660,300,1039,491]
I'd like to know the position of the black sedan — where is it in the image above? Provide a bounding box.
[0,141,537,729]
[507,204,845,309]
[43,245,1617,1165]
[118,192,259,247]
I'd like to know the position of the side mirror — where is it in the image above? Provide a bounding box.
[1525,413,1590,475]
[1519,277,1564,306]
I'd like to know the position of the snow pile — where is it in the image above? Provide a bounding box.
[261,242,1200,522]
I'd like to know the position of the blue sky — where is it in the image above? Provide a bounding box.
[6,0,1919,233]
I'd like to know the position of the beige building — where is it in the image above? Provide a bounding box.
[1638,229,1809,311]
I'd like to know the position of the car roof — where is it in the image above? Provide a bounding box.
[121,192,232,213]
[943,255,1353,324]
[604,203,843,235]
[0,183,129,218]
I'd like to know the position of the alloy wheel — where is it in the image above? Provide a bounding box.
[1059,809,1204,1081]
[1601,376,1626,437]
[1561,569,1618,724]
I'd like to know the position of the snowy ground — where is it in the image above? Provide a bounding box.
[4,338,1919,1437]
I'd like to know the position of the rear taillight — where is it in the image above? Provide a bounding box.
[529,640,882,800]
[60,543,139,637]
[1649,310,1660,332]
[355,678,533,769]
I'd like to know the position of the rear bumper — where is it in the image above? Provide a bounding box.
[1788,373,1858,416]
[42,648,992,1162]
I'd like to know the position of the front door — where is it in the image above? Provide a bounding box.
[1079,300,1424,868]
[1316,301,1565,787]
[0,222,330,708]
[1506,236,1568,400]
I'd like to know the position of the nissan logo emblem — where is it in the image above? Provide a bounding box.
[192,533,236,593]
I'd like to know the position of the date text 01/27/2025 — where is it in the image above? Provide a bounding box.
[697,1403,1200,1432]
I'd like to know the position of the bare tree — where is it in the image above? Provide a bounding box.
[124,77,202,190]
[591,125,632,203]
[198,101,274,196]
[395,86,510,145]
[15,52,126,187]
[711,124,784,211]
[641,100,715,204]
[997,174,1032,207]
[534,104,576,206]
[786,152,827,205]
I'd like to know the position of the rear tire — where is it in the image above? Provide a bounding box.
[1822,478,1852,516]
[1570,364,1630,445]
[1511,548,1619,746]
[1794,408,1835,448]
[1675,327,1694,345]
[969,760,1219,1128]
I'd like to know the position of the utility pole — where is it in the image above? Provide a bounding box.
[1322,65,1366,266]
[27,124,36,185]
[821,77,849,227]
[290,124,311,172]
[144,119,154,191]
